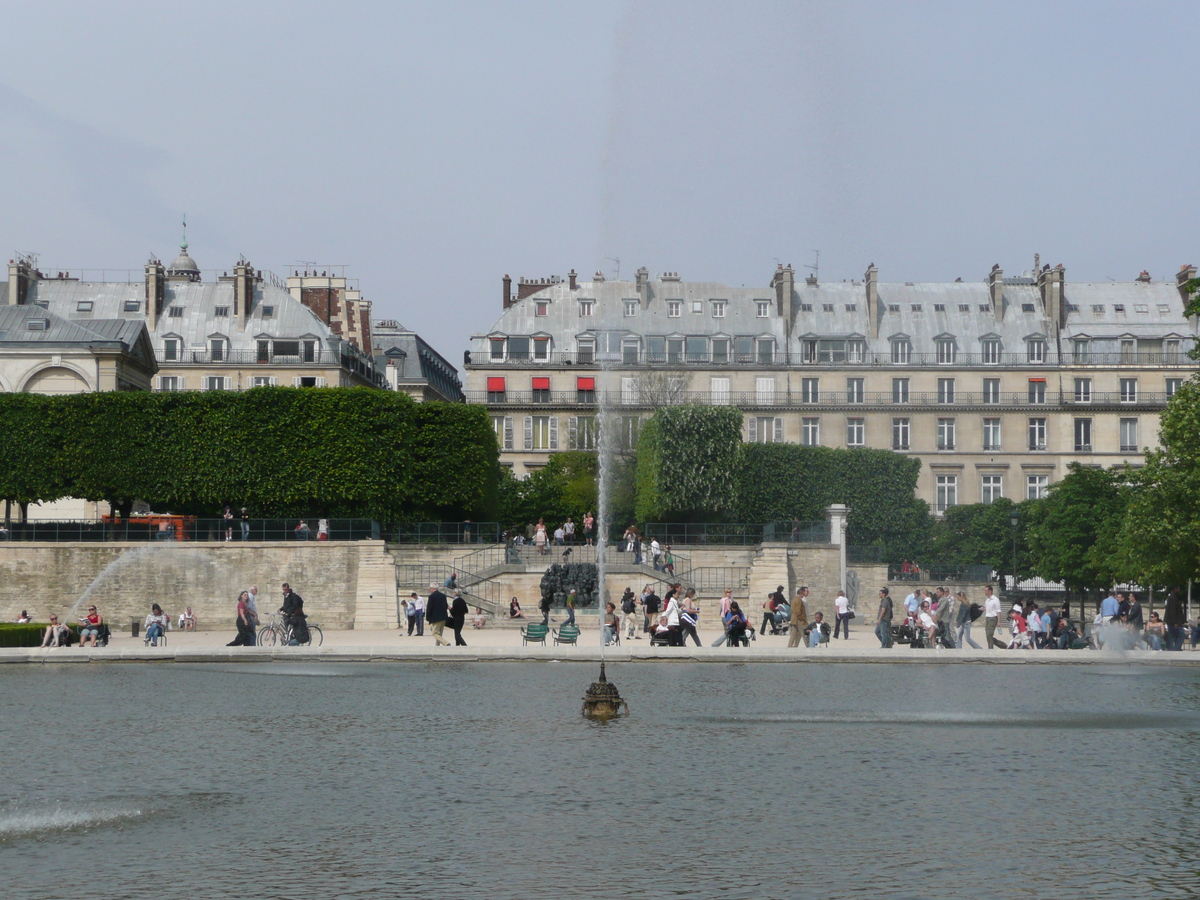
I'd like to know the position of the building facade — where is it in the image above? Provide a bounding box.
[371,320,464,402]
[466,262,1198,512]
[5,241,385,392]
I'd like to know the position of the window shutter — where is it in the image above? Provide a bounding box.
[292,376,302,387]
[568,416,578,450]
[502,417,513,450]
[315,377,325,387]
[549,416,559,450]
[523,416,533,450]
[748,416,758,442]
[774,417,784,442]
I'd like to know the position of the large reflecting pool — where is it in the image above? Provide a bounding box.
[2,662,1199,899]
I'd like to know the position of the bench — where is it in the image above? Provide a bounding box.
[553,625,580,646]
[521,623,549,646]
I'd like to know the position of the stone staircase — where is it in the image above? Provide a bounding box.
[352,541,401,629]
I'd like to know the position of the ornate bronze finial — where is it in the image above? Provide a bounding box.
[181,213,188,251]
[581,663,627,720]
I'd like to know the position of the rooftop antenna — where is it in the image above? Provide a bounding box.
[805,250,819,281]
[604,257,621,282]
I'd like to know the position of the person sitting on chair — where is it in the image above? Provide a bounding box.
[725,601,751,647]
[144,603,170,647]
[803,612,830,648]
[40,614,70,648]
[178,607,196,631]
[78,606,104,648]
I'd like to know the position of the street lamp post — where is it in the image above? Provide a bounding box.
[1009,509,1020,596]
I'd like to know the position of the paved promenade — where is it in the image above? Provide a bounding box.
[5,622,1199,665]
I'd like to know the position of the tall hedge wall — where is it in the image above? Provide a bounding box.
[0,388,499,520]
[634,405,742,521]
[732,443,930,555]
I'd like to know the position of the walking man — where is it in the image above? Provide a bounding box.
[833,590,851,639]
[426,583,451,646]
[955,591,982,649]
[982,584,1006,649]
[1164,587,1187,651]
[711,588,734,647]
[875,587,893,648]
[788,587,810,648]
[413,590,426,635]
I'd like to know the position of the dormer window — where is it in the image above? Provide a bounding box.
[534,337,550,361]
[890,339,912,364]
[935,338,957,364]
[888,304,900,313]
[168,306,183,318]
[822,303,834,313]
[1027,339,1046,363]
[577,339,595,364]
[490,338,506,361]
[214,306,230,317]
[578,300,594,317]
[27,319,47,331]
[711,300,726,318]
[668,300,682,318]
[210,338,225,361]
[958,304,970,312]
[76,300,93,312]
[1112,304,1125,313]
[911,304,923,313]
[756,301,771,318]
[261,305,275,318]
[124,300,141,312]
[1021,303,1035,312]
[981,339,1001,365]
[624,299,637,317]
[163,338,179,361]
[933,304,945,312]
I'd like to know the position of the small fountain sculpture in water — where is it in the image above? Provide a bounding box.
[581,662,628,720]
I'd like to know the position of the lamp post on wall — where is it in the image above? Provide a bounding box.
[1009,509,1020,596]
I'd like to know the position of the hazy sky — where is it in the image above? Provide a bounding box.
[2,1,1197,363]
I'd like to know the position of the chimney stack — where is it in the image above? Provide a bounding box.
[144,258,166,330]
[234,259,254,332]
[863,263,879,338]
[771,263,795,328]
[593,270,605,283]
[1136,270,1151,283]
[1038,263,1066,333]
[502,274,512,310]
[636,266,650,307]
[988,264,1004,322]
[7,258,35,306]
[568,269,578,291]
[1177,264,1198,311]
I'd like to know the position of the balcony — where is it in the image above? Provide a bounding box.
[465,389,1172,410]
[161,349,344,366]
[467,349,1196,369]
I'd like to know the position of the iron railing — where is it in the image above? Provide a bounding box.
[465,389,1174,410]
[888,563,994,583]
[386,523,504,544]
[394,564,501,613]
[847,545,884,564]
[0,518,380,542]
[467,350,1194,369]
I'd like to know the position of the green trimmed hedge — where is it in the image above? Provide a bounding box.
[0,623,80,648]
[0,388,499,520]
[634,406,742,521]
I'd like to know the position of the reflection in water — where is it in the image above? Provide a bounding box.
[1,662,1198,900]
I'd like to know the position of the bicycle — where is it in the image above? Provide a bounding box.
[257,613,323,647]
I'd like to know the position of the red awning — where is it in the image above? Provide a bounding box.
[1028,377,1046,382]
[486,377,506,392]
[532,377,551,390]
[577,377,595,390]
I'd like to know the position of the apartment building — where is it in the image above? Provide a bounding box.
[465,262,1198,512]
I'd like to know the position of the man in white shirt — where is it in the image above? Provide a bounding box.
[650,539,662,570]
[246,585,261,627]
[904,591,920,620]
[982,585,1005,649]
[663,591,682,645]
[413,592,426,636]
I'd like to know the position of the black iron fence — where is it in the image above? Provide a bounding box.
[0,518,380,542]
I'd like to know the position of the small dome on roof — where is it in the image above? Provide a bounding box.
[166,214,201,281]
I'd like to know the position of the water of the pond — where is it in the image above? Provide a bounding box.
[2,662,1198,899]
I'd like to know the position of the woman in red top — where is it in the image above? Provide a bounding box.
[79,606,103,648]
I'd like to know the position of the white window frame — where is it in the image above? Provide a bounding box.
[1119,418,1138,453]
[527,415,558,451]
[801,417,820,446]
[846,378,864,404]
[981,339,1001,365]
[158,376,180,391]
[891,340,912,364]
[935,475,958,512]
[163,338,179,361]
[204,375,228,391]
[801,378,819,404]
[983,418,1001,452]
[1166,377,1183,398]
[1028,417,1047,450]
[578,300,594,317]
[756,300,770,318]
[667,300,681,318]
[620,376,638,405]
[624,299,637,317]
[251,375,276,388]
[1074,378,1091,403]
[937,378,955,404]
[937,418,956,451]
[755,377,776,405]
[846,417,864,447]
[892,378,910,404]
[1027,474,1049,500]
[570,415,597,451]
[1028,379,1046,404]
[711,300,726,318]
[1027,339,1046,363]
[983,378,1000,404]
[1074,417,1092,452]
[748,416,783,443]
[710,376,730,406]
[535,300,549,317]
[892,417,910,450]
[1120,378,1137,403]
[981,474,1003,504]
[936,339,957,364]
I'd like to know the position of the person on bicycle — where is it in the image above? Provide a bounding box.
[280,583,307,644]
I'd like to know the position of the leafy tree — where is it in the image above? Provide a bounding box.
[498,451,597,528]
[929,497,1036,585]
[1024,463,1129,592]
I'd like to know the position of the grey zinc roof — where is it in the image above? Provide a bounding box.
[0,304,146,349]
[473,274,1196,357]
[27,279,342,353]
